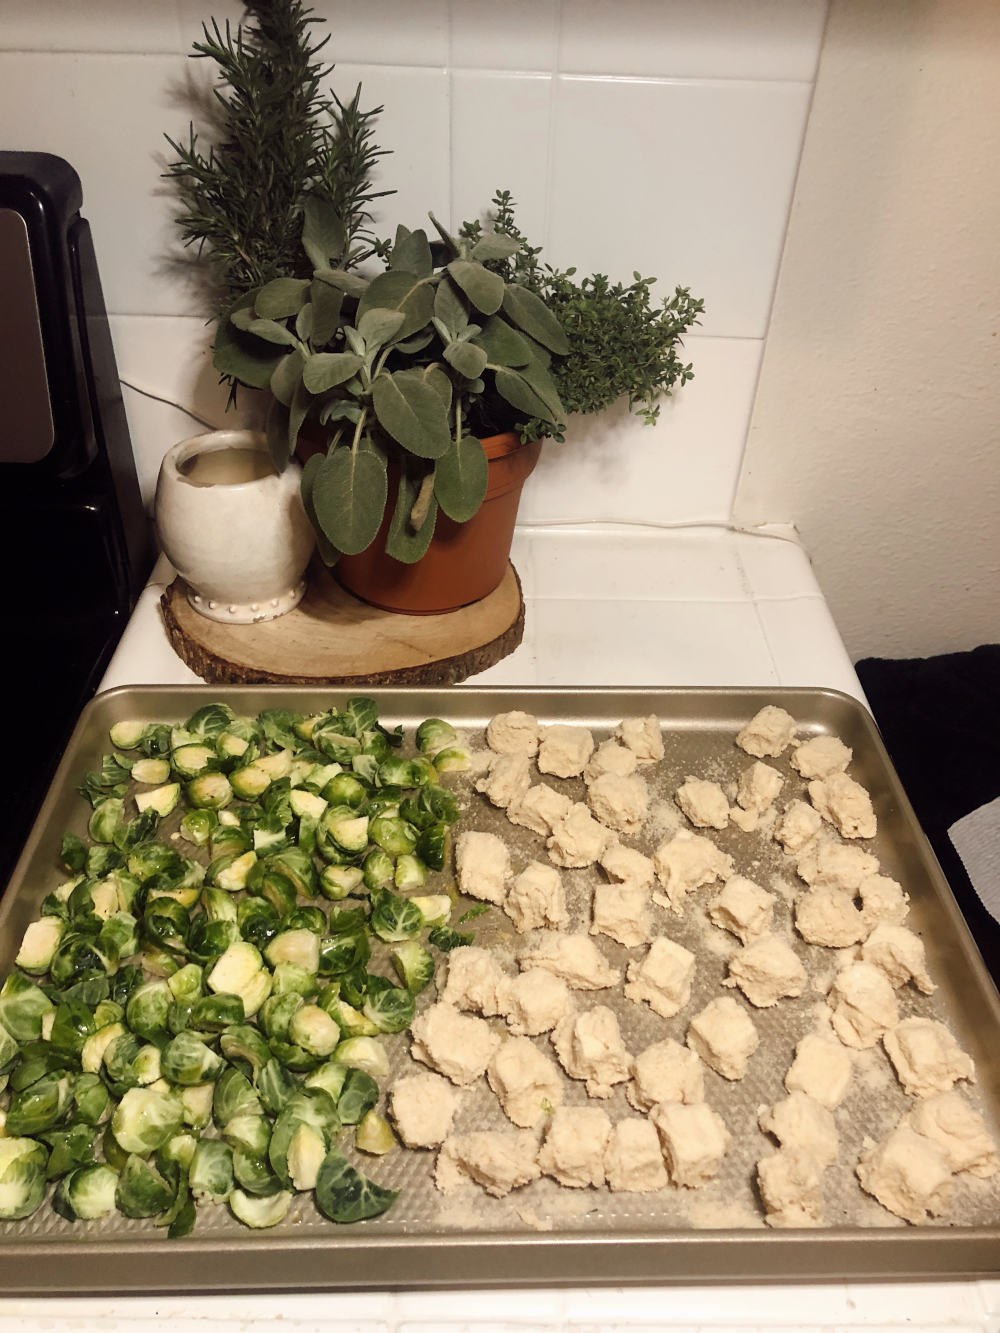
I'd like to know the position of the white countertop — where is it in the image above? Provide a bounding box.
[18,524,995,1331]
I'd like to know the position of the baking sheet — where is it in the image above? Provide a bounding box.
[0,684,998,1291]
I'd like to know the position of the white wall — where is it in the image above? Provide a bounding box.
[736,0,1000,661]
[0,0,826,522]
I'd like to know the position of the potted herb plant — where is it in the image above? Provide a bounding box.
[166,1,702,615]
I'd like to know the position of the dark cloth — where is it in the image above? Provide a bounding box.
[854,644,1000,986]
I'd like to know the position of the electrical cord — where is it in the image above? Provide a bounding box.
[119,377,221,431]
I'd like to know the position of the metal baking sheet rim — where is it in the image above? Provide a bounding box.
[0,683,998,1293]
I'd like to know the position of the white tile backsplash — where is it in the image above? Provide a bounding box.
[0,0,828,526]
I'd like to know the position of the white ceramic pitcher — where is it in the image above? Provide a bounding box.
[155,429,315,623]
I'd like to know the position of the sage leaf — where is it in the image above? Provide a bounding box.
[433,277,470,337]
[255,277,309,320]
[301,454,341,567]
[213,296,286,389]
[473,315,531,368]
[230,308,300,347]
[302,196,347,271]
[357,271,434,340]
[442,340,488,381]
[502,283,569,354]
[264,395,291,473]
[372,370,451,460]
[357,307,406,351]
[421,364,453,411]
[270,346,305,408]
[470,233,520,263]
[389,226,433,278]
[385,468,438,565]
[295,302,314,342]
[302,352,365,394]
[310,447,388,556]
[314,266,369,298]
[310,278,344,345]
[434,435,488,524]
[494,366,562,426]
[446,260,503,316]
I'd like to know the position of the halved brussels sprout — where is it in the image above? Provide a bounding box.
[228,1187,291,1229]
[111,1087,184,1155]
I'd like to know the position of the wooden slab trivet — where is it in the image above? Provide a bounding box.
[160,563,525,686]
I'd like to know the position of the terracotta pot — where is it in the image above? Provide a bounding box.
[334,432,540,615]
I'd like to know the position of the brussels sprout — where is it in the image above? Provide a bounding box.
[0,970,55,1039]
[73,1072,112,1126]
[139,723,172,759]
[415,822,449,872]
[52,1163,119,1221]
[362,976,415,1034]
[6,1072,74,1135]
[46,998,95,1056]
[180,1081,216,1129]
[258,991,303,1043]
[318,864,364,900]
[270,962,319,999]
[133,1044,163,1086]
[314,1149,396,1223]
[0,1138,49,1220]
[410,894,452,928]
[143,898,190,953]
[288,1004,340,1058]
[219,1023,272,1077]
[364,786,403,817]
[228,1187,291,1228]
[125,980,172,1043]
[318,806,369,856]
[190,1137,234,1203]
[370,889,423,943]
[368,814,418,857]
[210,822,251,857]
[229,763,273,800]
[159,1131,198,1173]
[190,992,245,1032]
[213,1065,263,1126]
[415,717,458,757]
[207,849,257,892]
[207,941,264,996]
[256,749,295,781]
[185,702,236,739]
[186,773,233,810]
[317,931,371,979]
[111,1087,184,1155]
[200,887,238,925]
[9,1042,68,1093]
[256,1058,296,1116]
[288,789,327,823]
[109,719,147,750]
[324,998,377,1040]
[303,1060,349,1103]
[284,1120,326,1190]
[433,745,471,772]
[128,839,183,883]
[265,929,320,975]
[390,940,435,995]
[223,1113,273,1156]
[393,853,428,892]
[216,730,251,764]
[134,783,181,818]
[131,757,171,785]
[232,1146,283,1197]
[427,925,474,951]
[350,753,380,784]
[167,963,205,1003]
[236,896,280,948]
[178,807,218,847]
[81,1021,125,1081]
[237,969,273,1019]
[282,905,326,936]
[355,1109,395,1156]
[41,1121,98,1179]
[161,1031,225,1085]
[336,1066,380,1126]
[171,743,218,779]
[15,917,64,974]
[49,932,112,988]
[252,816,291,856]
[335,1037,390,1080]
[115,1153,175,1218]
[102,1031,145,1093]
[320,772,368,808]
[89,796,124,844]
[97,911,140,964]
[362,848,394,893]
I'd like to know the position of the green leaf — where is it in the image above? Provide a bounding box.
[319,400,362,426]
[357,307,406,351]
[302,196,347,271]
[256,278,309,320]
[434,435,488,523]
[310,278,344,345]
[301,454,341,567]
[213,296,286,389]
[314,267,369,299]
[295,302,314,342]
[494,365,562,425]
[390,227,433,278]
[310,447,388,555]
[433,277,470,338]
[314,1149,397,1224]
[270,346,305,408]
[518,354,565,422]
[474,315,532,368]
[446,260,503,316]
[421,365,453,411]
[230,308,300,347]
[371,371,452,460]
[470,233,520,263]
[357,271,434,340]
[302,352,365,394]
[442,340,488,380]
[385,468,438,565]
[502,283,569,354]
